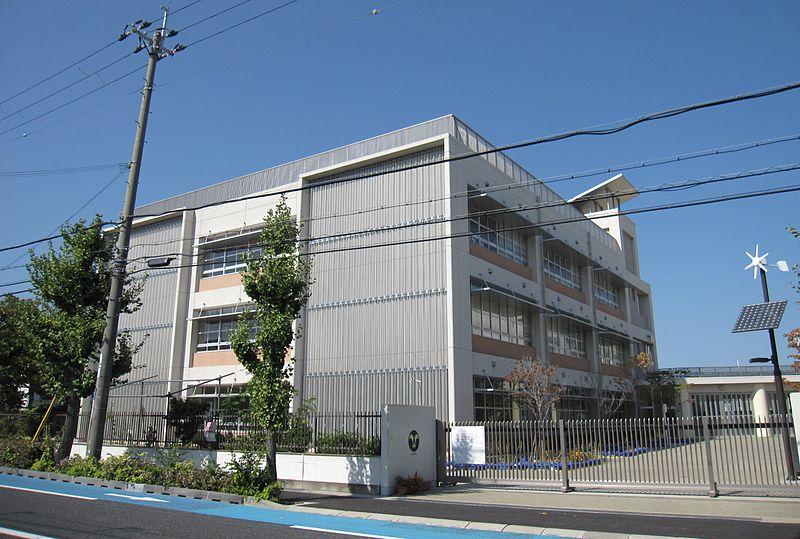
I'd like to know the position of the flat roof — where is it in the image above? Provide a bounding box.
[568,173,638,207]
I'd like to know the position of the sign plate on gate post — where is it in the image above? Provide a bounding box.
[450,426,486,465]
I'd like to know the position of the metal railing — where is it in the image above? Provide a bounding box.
[443,415,799,495]
[70,411,381,456]
[668,365,797,377]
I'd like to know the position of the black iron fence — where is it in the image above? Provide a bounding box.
[0,412,67,440]
[67,411,381,456]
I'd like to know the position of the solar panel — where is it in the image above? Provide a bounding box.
[731,300,788,333]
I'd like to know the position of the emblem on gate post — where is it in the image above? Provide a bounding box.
[408,430,420,452]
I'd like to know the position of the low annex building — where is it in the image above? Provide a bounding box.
[101,115,657,421]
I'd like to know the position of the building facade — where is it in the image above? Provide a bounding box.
[106,115,657,421]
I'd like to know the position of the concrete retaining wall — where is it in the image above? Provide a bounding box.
[71,443,381,495]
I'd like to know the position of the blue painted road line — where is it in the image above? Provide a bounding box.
[0,473,562,538]
[0,525,56,539]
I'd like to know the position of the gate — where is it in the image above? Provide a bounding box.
[439,415,800,496]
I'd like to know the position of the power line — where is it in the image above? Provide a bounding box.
[122,164,800,265]
[0,0,203,109]
[0,163,128,179]
[119,132,800,253]
[125,183,800,276]
[178,0,258,33]
[3,80,800,254]
[0,280,28,288]
[131,80,800,221]
[0,53,136,124]
[1,288,33,297]
[0,40,120,107]
[0,63,147,138]
[183,0,301,49]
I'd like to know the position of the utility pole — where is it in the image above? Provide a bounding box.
[86,7,184,459]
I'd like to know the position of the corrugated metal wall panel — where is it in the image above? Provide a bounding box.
[302,148,450,418]
[303,366,448,419]
[110,217,183,414]
[134,117,456,218]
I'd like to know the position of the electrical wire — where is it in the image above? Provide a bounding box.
[131,80,800,221]
[182,0,302,49]
[178,0,258,33]
[0,53,136,124]
[120,132,800,254]
[122,164,800,265]
[0,40,120,107]
[1,288,33,297]
[124,183,800,276]
[0,64,148,138]
[2,80,799,254]
[0,280,28,288]
[0,163,128,179]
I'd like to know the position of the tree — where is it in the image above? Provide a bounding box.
[505,355,565,421]
[27,216,143,461]
[0,296,40,410]
[232,197,311,481]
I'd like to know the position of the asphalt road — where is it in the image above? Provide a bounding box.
[0,487,322,539]
[0,474,533,539]
[285,490,800,539]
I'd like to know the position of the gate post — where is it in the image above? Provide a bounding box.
[435,420,448,486]
[702,417,718,498]
[558,420,572,493]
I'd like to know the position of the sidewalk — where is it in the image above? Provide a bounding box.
[271,485,800,538]
[413,484,800,524]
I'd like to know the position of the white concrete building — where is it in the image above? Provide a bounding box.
[106,116,657,421]
[671,365,800,418]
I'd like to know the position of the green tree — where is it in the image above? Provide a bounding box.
[0,296,40,410]
[232,197,311,480]
[27,216,143,461]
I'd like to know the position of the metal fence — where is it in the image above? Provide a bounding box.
[0,412,67,440]
[72,411,381,456]
[442,415,799,495]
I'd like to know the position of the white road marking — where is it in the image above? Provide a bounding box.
[0,525,56,539]
[0,484,96,500]
[290,526,401,538]
[105,493,169,503]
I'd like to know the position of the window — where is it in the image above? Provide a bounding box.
[543,247,581,290]
[471,288,532,346]
[547,317,586,359]
[201,243,262,278]
[557,386,594,419]
[594,272,620,309]
[195,305,257,352]
[473,376,512,421]
[469,201,528,265]
[598,335,626,367]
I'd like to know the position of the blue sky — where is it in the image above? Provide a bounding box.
[1,1,798,368]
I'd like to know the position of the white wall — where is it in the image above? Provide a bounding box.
[70,443,380,491]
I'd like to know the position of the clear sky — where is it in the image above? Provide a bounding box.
[1,1,798,368]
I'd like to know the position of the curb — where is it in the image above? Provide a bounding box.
[248,499,692,538]
[0,466,243,504]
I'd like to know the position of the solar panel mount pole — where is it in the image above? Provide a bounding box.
[759,266,796,480]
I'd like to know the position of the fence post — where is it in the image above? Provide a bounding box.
[702,417,718,498]
[435,420,447,486]
[559,420,572,493]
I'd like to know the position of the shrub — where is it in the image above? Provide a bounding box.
[316,431,380,455]
[395,472,430,495]
[0,437,56,469]
[227,451,274,496]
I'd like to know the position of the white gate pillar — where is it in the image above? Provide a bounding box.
[753,388,771,437]
[380,405,436,496]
